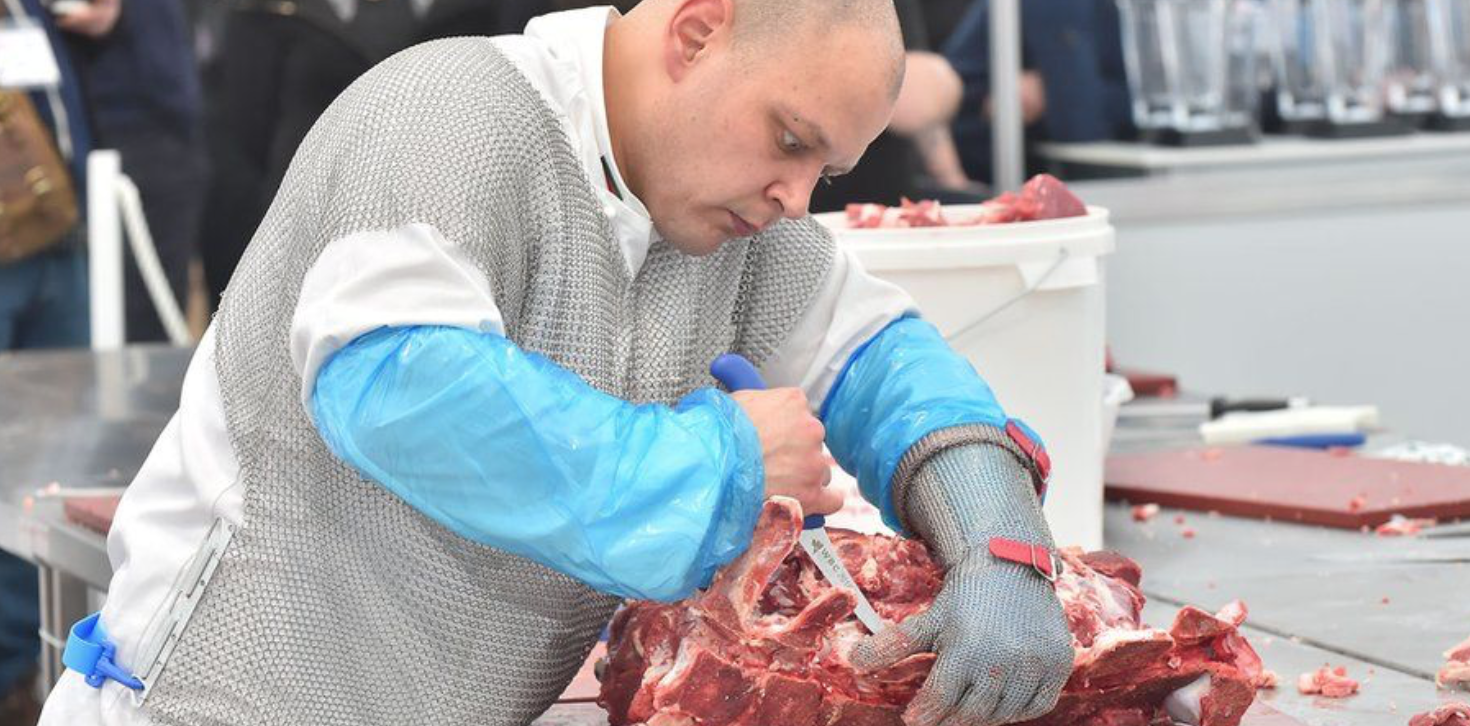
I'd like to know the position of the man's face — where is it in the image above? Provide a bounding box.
[641,24,898,255]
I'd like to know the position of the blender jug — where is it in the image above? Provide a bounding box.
[1269,0,1409,135]
[1428,0,1470,127]
[1266,0,1330,131]
[1384,0,1439,122]
[1117,0,1260,145]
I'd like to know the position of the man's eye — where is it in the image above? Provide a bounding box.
[780,130,804,153]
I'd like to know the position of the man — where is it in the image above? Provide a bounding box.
[811,0,983,211]
[944,0,1133,183]
[41,1,1071,724]
[57,0,204,343]
[51,0,203,343]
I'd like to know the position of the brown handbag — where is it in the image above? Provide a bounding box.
[0,87,80,264]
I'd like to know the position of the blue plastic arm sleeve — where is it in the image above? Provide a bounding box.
[310,325,765,603]
[820,315,1015,533]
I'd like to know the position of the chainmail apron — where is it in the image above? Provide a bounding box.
[143,39,835,725]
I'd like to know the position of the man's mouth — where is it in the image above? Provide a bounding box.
[729,210,760,237]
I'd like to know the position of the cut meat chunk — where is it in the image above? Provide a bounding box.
[1375,515,1438,536]
[845,203,888,229]
[1411,703,1470,726]
[1440,635,1470,691]
[1296,666,1359,697]
[841,174,1087,229]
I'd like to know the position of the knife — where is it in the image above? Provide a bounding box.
[710,353,887,634]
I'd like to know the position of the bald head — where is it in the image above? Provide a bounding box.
[603,0,907,253]
[732,0,906,98]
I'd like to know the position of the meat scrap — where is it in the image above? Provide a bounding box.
[845,203,888,229]
[599,498,1263,726]
[1131,503,1161,522]
[1411,703,1470,726]
[843,174,1086,229]
[1440,635,1470,691]
[1296,665,1359,697]
[1375,515,1438,537]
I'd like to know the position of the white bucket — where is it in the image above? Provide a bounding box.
[816,206,1116,550]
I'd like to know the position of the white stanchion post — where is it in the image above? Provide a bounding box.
[990,0,1024,192]
[88,150,125,350]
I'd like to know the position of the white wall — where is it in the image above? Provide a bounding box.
[1105,202,1470,446]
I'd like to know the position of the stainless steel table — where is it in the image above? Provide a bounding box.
[1111,504,1469,724]
[1106,396,1468,722]
[0,345,189,693]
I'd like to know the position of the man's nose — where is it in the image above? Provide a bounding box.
[769,176,815,221]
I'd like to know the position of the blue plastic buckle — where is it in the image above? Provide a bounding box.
[62,613,144,691]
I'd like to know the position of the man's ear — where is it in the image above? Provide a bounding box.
[665,0,731,82]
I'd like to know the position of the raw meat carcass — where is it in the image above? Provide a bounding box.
[598,498,1262,726]
[1296,666,1359,697]
[843,174,1087,229]
[1440,635,1470,690]
[598,498,940,726]
[1412,703,1470,726]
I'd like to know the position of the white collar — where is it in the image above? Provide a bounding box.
[524,7,658,275]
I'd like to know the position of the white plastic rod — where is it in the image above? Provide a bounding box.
[88,150,125,350]
[990,0,1025,192]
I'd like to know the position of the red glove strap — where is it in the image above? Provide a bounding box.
[988,537,1062,582]
[1005,420,1051,500]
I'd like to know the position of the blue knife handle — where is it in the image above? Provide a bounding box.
[710,353,768,392]
[712,354,824,530]
[1257,433,1367,450]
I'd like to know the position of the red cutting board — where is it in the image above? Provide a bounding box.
[1106,446,1470,529]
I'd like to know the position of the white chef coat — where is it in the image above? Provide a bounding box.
[40,8,913,724]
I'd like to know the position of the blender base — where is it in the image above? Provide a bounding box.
[1302,119,1413,139]
[1423,114,1470,132]
[1145,127,1259,147]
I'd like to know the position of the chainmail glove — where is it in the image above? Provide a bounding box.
[851,428,1073,725]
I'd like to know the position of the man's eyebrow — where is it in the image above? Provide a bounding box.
[779,104,831,153]
[778,104,854,174]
